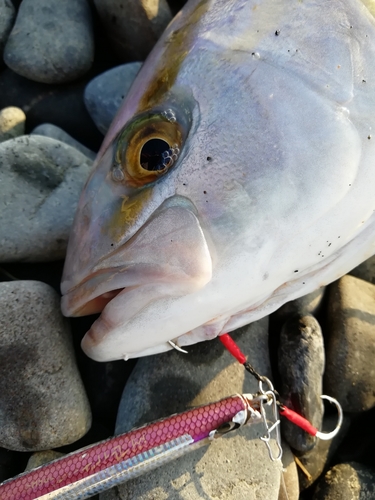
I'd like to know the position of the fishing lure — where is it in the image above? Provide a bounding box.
[0,335,342,499]
[0,391,272,499]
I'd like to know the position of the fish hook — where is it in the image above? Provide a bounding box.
[168,340,188,354]
[315,395,343,440]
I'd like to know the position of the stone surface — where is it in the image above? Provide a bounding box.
[278,314,325,452]
[4,0,94,84]
[278,442,299,500]
[0,106,25,142]
[93,0,172,61]
[324,275,375,412]
[296,415,351,490]
[0,0,15,57]
[84,62,142,134]
[350,253,375,284]
[0,68,104,151]
[103,319,283,499]
[313,462,375,500]
[0,135,92,262]
[273,288,326,324]
[0,280,92,451]
[31,123,96,160]
[25,450,64,471]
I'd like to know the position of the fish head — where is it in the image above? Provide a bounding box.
[62,0,375,360]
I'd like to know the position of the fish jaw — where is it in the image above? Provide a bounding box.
[62,195,212,312]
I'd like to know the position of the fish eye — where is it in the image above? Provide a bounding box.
[112,109,184,188]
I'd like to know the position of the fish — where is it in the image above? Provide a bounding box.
[61,0,375,361]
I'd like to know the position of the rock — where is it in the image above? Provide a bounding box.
[278,314,325,452]
[324,275,375,412]
[4,0,94,84]
[84,62,142,134]
[273,288,326,324]
[313,462,375,500]
[25,450,65,471]
[0,135,92,262]
[0,68,104,151]
[0,0,15,57]
[0,280,92,451]
[93,0,172,61]
[278,442,299,500]
[296,414,351,490]
[106,319,282,499]
[0,106,25,142]
[31,123,96,160]
[350,254,375,285]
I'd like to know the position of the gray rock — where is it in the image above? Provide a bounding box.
[325,275,375,412]
[313,462,375,500]
[0,0,15,56]
[31,123,96,160]
[278,314,325,452]
[25,450,65,471]
[0,280,92,451]
[93,0,172,61]
[296,415,351,491]
[0,135,92,262]
[278,442,299,500]
[350,254,375,284]
[0,106,25,142]
[84,63,142,135]
[4,0,94,84]
[273,288,326,324]
[0,68,104,151]
[104,319,282,499]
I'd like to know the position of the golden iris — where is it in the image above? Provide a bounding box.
[113,111,183,188]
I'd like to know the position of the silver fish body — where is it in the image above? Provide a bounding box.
[61,0,375,360]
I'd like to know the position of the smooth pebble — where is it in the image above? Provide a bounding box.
[278,314,325,452]
[325,275,375,412]
[0,0,15,56]
[0,280,91,451]
[0,135,92,262]
[93,0,172,60]
[25,450,65,471]
[313,462,375,499]
[31,123,96,160]
[0,106,25,142]
[84,62,142,134]
[278,441,299,500]
[4,0,94,84]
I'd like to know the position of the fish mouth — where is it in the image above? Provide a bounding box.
[61,198,213,358]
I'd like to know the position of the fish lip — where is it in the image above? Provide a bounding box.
[61,265,157,317]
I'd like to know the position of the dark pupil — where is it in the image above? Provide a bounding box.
[140,138,170,171]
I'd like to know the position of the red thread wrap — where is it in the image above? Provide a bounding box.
[279,406,318,436]
[219,333,247,364]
